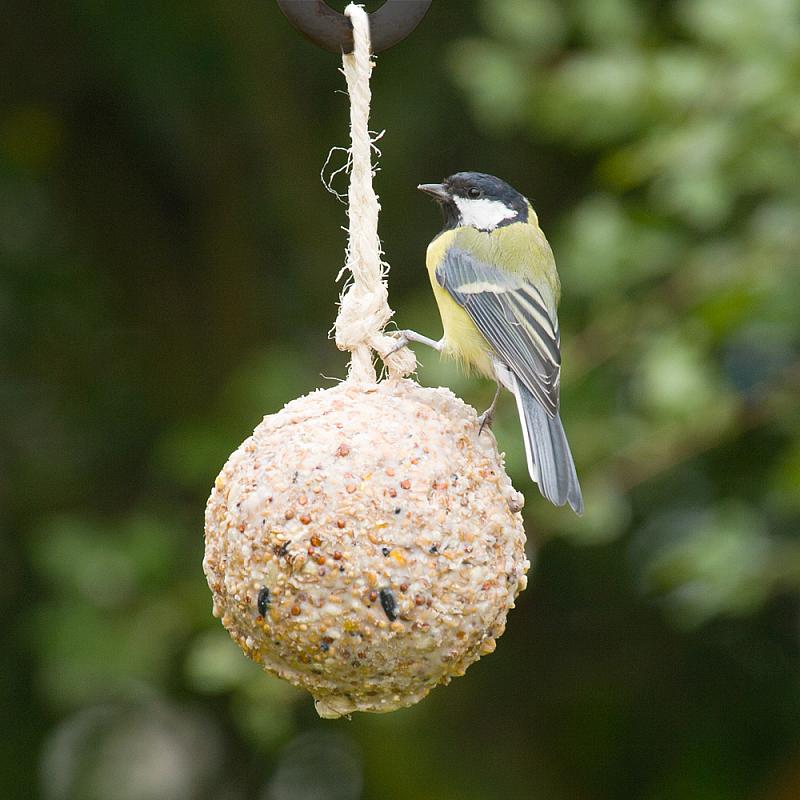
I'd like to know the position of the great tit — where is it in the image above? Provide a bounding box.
[395,171,583,515]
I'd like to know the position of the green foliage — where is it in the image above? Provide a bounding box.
[2,0,800,799]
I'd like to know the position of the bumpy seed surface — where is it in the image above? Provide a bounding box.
[203,379,529,718]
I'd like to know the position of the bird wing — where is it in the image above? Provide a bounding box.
[436,248,561,417]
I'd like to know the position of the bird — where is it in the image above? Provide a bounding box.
[394,171,583,515]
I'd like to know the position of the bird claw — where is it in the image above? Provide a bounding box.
[386,331,410,357]
[477,383,502,435]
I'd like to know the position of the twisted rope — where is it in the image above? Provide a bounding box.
[334,3,416,383]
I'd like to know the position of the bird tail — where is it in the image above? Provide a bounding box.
[509,374,584,516]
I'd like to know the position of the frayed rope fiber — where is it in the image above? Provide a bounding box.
[333,3,416,383]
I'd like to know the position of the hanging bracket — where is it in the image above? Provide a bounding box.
[276,0,432,54]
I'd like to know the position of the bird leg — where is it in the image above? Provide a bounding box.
[477,383,502,434]
[388,330,444,356]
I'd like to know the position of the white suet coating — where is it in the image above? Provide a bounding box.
[203,379,529,718]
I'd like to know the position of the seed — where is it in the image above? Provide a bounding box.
[284,509,295,520]
[310,534,321,547]
[399,582,409,592]
[300,514,311,525]
[336,444,350,457]
[368,590,378,602]
[257,587,270,616]
[336,519,346,529]
[237,523,245,532]
[394,507,402,514]
[291,605,301,616]
[379,588,398,621]
[400,480,411,490]
[381,547,390,557]
[429,545,438,554]
[346,484,357,494]
[385,467,395,477]
[298,495,308,506]
[388,488,397,498]
[332,551,343,560]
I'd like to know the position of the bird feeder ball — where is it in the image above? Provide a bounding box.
[203,378,529,718]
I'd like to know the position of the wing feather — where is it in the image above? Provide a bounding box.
[437,248,561,416]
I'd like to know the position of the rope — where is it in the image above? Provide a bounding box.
[333,3,416,383]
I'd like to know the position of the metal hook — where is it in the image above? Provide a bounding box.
[276,1,432,54]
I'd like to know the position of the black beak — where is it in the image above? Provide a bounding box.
[417,183,449,202]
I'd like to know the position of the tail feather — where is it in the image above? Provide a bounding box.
[508,374,583,516]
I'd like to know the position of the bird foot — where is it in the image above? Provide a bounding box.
[387,330,443,357]
[477,408,494,435]
[386,331,410,357]
[477,383,502,435]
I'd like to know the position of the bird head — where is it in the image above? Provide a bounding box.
[417,172,529,232]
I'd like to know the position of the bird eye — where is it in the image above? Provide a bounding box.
[468,187,481,199]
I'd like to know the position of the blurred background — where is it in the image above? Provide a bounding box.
[2,0,799,798]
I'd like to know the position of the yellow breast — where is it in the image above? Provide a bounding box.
[425,229,494,378]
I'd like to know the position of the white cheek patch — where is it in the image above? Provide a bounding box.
[454,196,517,230]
